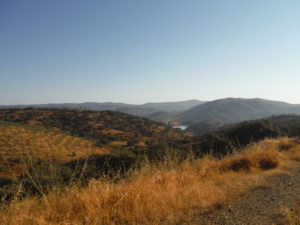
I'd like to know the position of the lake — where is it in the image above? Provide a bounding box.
[172,125,188,130]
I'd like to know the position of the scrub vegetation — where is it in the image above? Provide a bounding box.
[0,138,299,225]
[0,109,299,224]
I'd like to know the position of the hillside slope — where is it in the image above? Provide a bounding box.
[0,121,107,177]
[177,98,300,123]
[187,114,300,137]
[141,99,203,112]
[0,109,188,147]
[186,120,225,135]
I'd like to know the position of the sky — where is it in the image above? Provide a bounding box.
[0,0,300,105]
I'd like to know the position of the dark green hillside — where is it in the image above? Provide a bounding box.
[267,115,300,136]
[190,115,300,156]
[186,120,225,135]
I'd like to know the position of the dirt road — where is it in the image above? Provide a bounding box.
[190,162,300,225]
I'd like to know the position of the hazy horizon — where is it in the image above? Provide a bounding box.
[1,1,299,105]
[0,97,299,106]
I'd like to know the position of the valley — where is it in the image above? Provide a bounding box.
[2,98,300,135]
[2,1,299,224]
[0,106,299,225]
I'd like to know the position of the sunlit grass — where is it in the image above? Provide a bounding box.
[0,137,299,225]
[0,121,108,177]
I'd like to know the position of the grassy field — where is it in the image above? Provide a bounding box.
[0,137,299,225]
[0,121,108,178]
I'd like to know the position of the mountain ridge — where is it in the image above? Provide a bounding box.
[177,98,300,124]
[0,100,204,122]
[2,98,300,125]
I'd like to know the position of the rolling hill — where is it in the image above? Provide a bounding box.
[0,100,203,123]
[117,100,204,121]
[116,106,157,117]
[0,108,189,147]
[0,100,204,123]
[177,98,300,124]
[141,99,203,113]
[147,111,177,122]
[0,121,108,178]
[0,108,192,178]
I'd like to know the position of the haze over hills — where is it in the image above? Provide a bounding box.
[177,98,300,124]
[0,102,135,111]
[116,106,157,117]
[141,100,203,112]
[0,100,204,122]
[2,98,300,126]
[117,100,203,120]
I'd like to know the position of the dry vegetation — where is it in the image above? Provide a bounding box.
[0,137,299,225]
[0,121,108,177]
[0,109,190,147]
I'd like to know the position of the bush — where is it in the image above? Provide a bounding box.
[127,139,139,147]
[65,153,140,182]
[227,158,251,172]
[226,120,280,147]
[259,157,278,170]
[193,133,234,157]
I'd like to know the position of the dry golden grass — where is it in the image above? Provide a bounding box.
[110,141,128,146]
[0,122,109,177]
[0,138,299,225]
[101,129,125,135]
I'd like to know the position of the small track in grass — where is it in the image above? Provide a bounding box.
[190,162,300,225]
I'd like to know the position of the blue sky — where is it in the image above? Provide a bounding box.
[1,0,300,105]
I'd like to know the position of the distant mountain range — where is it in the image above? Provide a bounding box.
[0,100,203,122]
[177,98,300,124]
[1,98,300,125]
